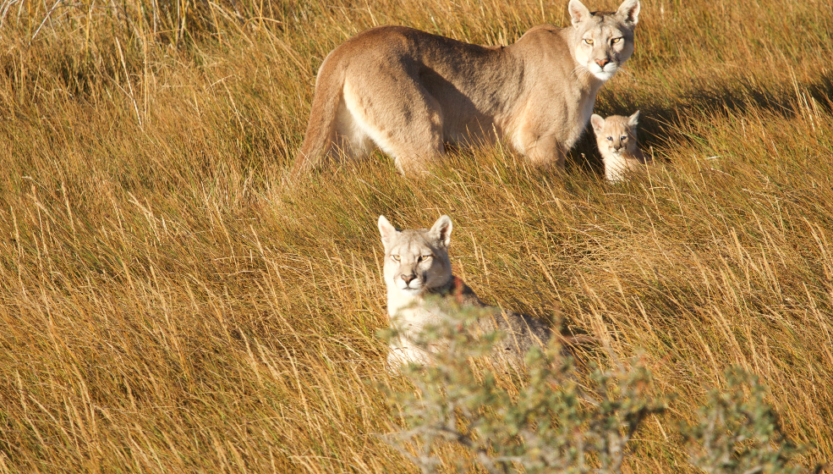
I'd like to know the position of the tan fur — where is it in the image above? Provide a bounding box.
[590,110,651,183]
[378,215,551,368]
[293,0,640,177]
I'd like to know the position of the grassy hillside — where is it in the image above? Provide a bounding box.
[1,0,832,471]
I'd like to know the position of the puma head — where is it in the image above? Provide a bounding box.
[569,0,639,81]
[378,215,453,297]
[591,110,640,156]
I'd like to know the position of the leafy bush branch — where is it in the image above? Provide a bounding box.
[380,301,816,473]
[683,367,817,474]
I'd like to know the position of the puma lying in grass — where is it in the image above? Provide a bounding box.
[378,215,551,368]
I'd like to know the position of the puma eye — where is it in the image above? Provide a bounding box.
[418,255,432,262]
[611,37,623,44]
[583,38,593,45]
[391,255,400,262]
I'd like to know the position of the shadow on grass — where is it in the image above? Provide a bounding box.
[578,71,833,170]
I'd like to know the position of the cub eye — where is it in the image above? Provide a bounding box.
[418,255,432,262]
[607,136,613,141]
[583,38,593,45]
[621,135,628,141]
[611,37,623,44]
[391,255,400,262]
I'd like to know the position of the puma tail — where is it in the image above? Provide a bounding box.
[291,54,345,179]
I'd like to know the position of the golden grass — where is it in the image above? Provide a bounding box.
[1,0,832,471]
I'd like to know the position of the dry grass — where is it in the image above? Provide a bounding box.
[1,0,832,471]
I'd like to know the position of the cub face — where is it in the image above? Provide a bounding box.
[591,110,640,156]
[378,215,453,297]
[569,0,640,81]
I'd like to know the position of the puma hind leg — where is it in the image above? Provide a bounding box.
[340,73,445,176]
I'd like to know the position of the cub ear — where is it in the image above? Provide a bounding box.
[568,0,591,26]
[616,0,640,26]
[590,114,605,134]
[628,110,640,127]
[378,215,398,251]
[429,215,453,248]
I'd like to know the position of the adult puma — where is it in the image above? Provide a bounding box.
[378,215,551,367]
[292,0,640,177]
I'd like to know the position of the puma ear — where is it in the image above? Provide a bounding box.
[590,114,605,134]
[378,215,398,251]
[430,215,453,248]
[628,110,640,127]
[568,0,591,26]
[616,0,640,25]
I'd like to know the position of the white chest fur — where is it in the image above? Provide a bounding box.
[386,291,445,366]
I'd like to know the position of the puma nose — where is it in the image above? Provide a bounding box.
[595,59,610,68]
[401,274,416,284]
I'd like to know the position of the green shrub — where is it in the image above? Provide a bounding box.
[381,302,816,473]
[380,300,666,474]
[683,368,812,474]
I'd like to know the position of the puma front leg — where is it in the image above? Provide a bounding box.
[518,131,567,171]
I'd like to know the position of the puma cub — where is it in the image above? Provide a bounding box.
[590,111,651,183]
[293,0,641,177]
[378,215,551,367]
